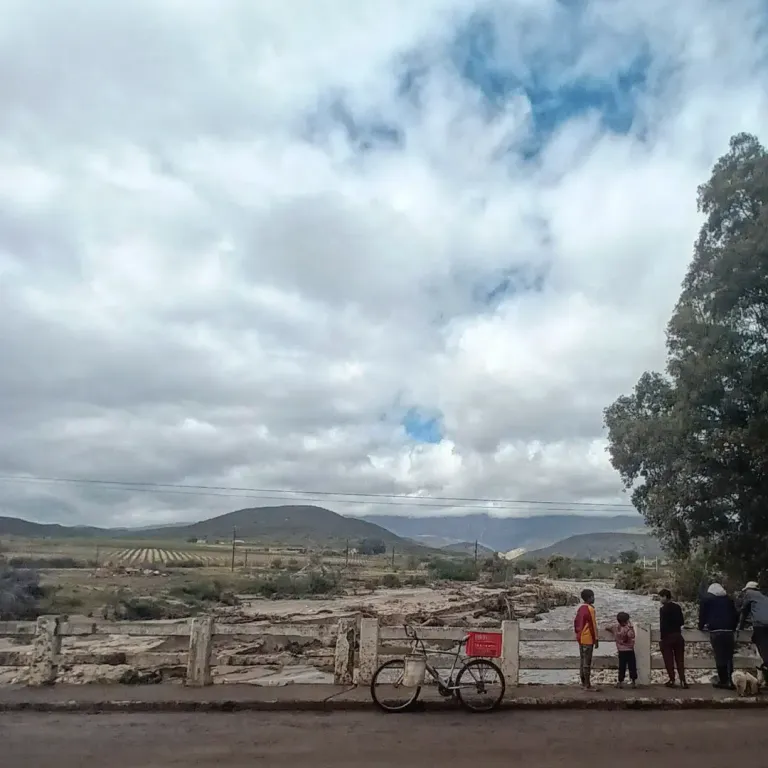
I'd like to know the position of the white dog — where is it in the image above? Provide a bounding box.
[732,670,760,697]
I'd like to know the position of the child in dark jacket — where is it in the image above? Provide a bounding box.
[605,612,637,687]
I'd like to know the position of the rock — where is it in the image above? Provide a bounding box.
[118,668,163,685]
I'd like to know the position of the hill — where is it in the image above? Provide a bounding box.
[522,532,663,561]
[364,513,644,552]
[0,516,103,539]
[0,506,426,552]
[441,541,496,556]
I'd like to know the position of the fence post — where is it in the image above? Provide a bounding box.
[28,615,61,686]
[186,615,214,686]
[334,618,355,685]
[635,624,651,686]
[358,617,379,685]
[500,620,519,687]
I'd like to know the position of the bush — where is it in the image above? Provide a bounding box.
[619,550,640,565]
[427,558,477,581]
[106,595,188,621]
[8,556,92,569]
[171,559,206,569]
[270,557,283,570]
[404,574,427,587]
[357,538,387,555]
[0,567,47,620]
[614,564,649,591]
[380,573,401,588]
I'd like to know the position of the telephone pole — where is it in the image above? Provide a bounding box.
[231,527,237,572]
[391,546,395,569]
[474,540,478,565]
[345,539,349,568]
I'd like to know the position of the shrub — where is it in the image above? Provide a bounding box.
[614,564,649,591]
[427,558,477,581]
[171,559,206,569]
[8,556,92,569]
[270,557,283,570]
[357,538,387,555]
[381,573,401,588]
[0,567,47,619]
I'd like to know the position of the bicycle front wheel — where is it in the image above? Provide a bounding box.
[370,659,422,713]
[455,658,505,712]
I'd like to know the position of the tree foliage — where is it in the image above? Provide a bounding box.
[357,538,387,555]
[604,133,768,583]
[619,549,640,565]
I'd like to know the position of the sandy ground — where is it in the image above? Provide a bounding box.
[2,710,766,768]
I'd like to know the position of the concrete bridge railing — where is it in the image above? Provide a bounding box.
[0,616,761,687]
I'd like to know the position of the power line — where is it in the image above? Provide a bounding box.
[0,473,635,513]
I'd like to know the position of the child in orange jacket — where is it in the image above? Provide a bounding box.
[574,588,598,690]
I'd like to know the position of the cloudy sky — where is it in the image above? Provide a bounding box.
[1,0,767,528]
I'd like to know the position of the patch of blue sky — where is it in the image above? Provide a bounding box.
[449,11,652,144]
[401,407,444,444]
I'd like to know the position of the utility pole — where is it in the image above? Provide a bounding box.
[391,546,395,569]
[244,549,248,568]
[474,540,478,565]
[231,527,237,572]
[344,539,349,568]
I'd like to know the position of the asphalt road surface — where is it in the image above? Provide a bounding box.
[1,710,764,768]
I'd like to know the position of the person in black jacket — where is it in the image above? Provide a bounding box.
[659,589,688,688]
[698,583,739,688]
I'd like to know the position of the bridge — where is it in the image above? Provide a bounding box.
[0,615,761,686]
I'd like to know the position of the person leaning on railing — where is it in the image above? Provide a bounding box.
[737,580,768,685]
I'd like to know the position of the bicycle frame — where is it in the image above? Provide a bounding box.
[405,625,467,693]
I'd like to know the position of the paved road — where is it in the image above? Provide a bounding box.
[1,710,764,767]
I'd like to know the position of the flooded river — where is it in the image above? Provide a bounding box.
[521,580,660,684]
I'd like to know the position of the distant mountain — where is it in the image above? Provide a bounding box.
[0,506,426,552]
[441,541,496,556]
[523,532,663,561]
[364,513,644,552]
[130,505,418,549]
[0,516,103,539]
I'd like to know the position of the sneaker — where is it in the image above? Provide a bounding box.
[681,681,689,690]
[630,681,637,688]
[664,680,676,688]
[616,682,624,689]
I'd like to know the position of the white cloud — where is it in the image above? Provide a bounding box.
[1,0,767,526]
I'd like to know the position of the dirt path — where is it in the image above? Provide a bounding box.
[1,710,763,768]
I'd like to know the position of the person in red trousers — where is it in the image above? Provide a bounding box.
[658,588,688,688]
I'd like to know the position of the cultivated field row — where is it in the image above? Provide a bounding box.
[103,548,224,566]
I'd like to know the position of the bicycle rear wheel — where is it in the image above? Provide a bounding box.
[370,659,422,713]
[455,658,505,712]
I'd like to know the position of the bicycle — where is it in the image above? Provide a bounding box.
[370,623,506,713]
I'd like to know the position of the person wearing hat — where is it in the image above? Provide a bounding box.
[738,580,768,684]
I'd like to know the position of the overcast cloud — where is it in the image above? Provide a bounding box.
[1,0,767,527]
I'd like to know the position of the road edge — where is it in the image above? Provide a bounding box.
[1,696,767,713]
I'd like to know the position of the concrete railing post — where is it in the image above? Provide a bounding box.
[186,615,214,686]
[500,620,520,687]
[333,618,355,685]
[28,615,61,686]
[635,624,651,686]
[358,617,379,685]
